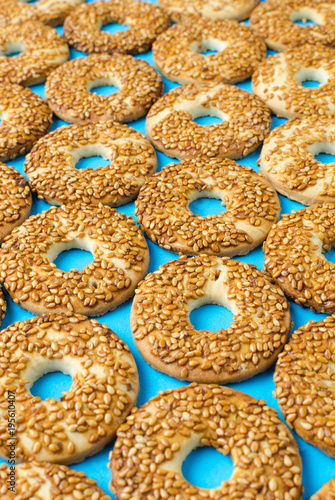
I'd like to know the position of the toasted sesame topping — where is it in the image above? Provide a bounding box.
[250,0,335,52]
[263,203,335,313]
[64,0,170,55]
[0,202,149,317]
[131,255,291,383]
[135,158,280,256]
[110,383,302,500]
[274,315,335,457]
[146,82,271,161]
[24,120,157,207]
[259,114,335,205]
[0,0,84,27]
[252,43,335,119]
[157,0,259,22]
[152,17,266,85]
[309,477,335,499]
[0,314,139,464]
[45,53,163,124]
[0,82,52,162]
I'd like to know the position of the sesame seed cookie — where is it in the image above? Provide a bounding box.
[259,115,335,205]
[0,314,139,464]
[0,162,31,242]
[110,383,303,500]
[309,478,335,499]
[146,82,271,161]
[250,0,335,52]
[0,82,52,162]
[274,315,335,457]
[24,121,157,206]
[0,203,149,317]
[64,0,170,55]
[0,462,111,500]
[0,0,84,27]
[152,17,266,85]
[157,0,260,22]
[135,158,280,256]
[252,43,335,119]
[263,203,335,313]
[131,256,291,383]
[0,21,69,86]
[45,53,163,124]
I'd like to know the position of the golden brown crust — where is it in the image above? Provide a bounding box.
[45,53,163,124]
[111,383,303,500]
[250,0,335,52]
[24,121,157,206]
[263,203,335,313]
[157,0,260,22]
[274,316,335,457]
[135,158,280,256]
[0,83,52,162]
[64,0,170,55]
[0,0,84,27]
[0,202,149,317]
[252,43,335,119]
[310,478,335,500]
[152,18,266,85]
[131,256,291,383]
[0,314,139,464]
[146,82,271,161]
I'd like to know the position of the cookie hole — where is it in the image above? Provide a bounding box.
[182,446,234,489]
[3,41,24,58]
[75,155,111,170]
[189,198,226,217]
[190,38,227,56]
[289,10,319,26]
[314,152,335,164]
[190,304,233,332]
[193,116,223,126]
[87,78,120,96]
[295,67,329,88]
[309,142,335,164]
[324,247,335,265]
[31,371,72,401]
[101,22,129,34]
[54,249,93,272]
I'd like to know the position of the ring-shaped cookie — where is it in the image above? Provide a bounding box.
[263,203,335,313]
[135,158,280,256]
[0,462,111,499]
[252,43,335,119]
[0,162,31,242]
[0,314,139,464]
[131,256,290,383]
[309,479,335,499]
[24,121,157,206]
[0,0,84,27]
[0,202,149,317]
[146,82,271,160]
[64,0,170,55]
[0,82,52,161]
[259,115,335,205]
[45,53,163,124]
[0,21,69,86]
[152,18,266,85]
[157,0,260,22]
[110,384,303,500]
[274,315,335,457]
[250,0,335,52]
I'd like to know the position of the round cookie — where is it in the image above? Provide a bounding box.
[0,162,31,242]
[0,21,69,86]
[259,115,335,205]
[309,479,335,500]
[0,202,149,317]
[0,462,111,500]
[45,53,163,124]
[152,17,266,85]
[24,121,157,206]
[135,158,280,256]
[157,0,260,22]
[252,43,335,119]
[0,0,84,27]
[110,384,303,500]
[0,82,52,162]
[64,0,170,55]
[263,203,335,313]
[274,315,335,457]
[146,82,271,160]
[131,255,291,383]
[0,314,139,464]
[250,0,335,52]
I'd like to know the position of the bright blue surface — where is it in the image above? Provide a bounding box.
[31,371,73,401]
[189,197,226,217]
[1,0,335,497]
[182,447,234,488]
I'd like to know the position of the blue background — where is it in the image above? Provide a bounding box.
[1,0,334,497]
